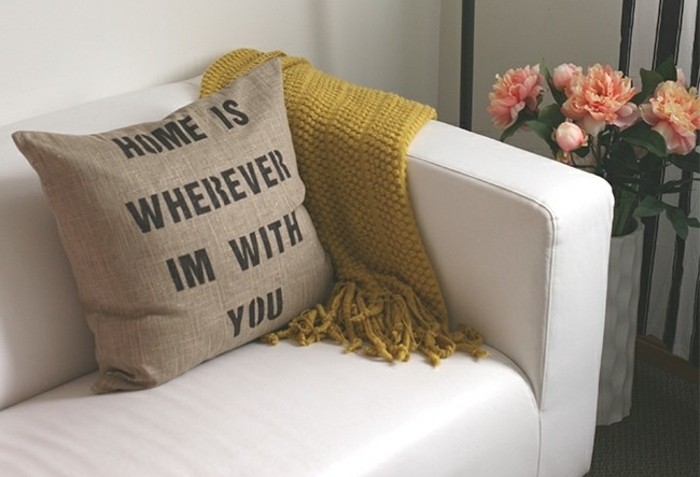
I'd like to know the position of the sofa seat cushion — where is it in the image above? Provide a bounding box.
[0,343,538,477]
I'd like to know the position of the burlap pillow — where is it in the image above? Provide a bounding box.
[13,59,333,393]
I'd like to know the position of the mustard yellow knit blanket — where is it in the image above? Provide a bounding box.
[200,49,485,364]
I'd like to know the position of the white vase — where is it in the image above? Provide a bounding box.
[596,223,644,425]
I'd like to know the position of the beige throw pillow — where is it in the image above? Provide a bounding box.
[13,59,333,393]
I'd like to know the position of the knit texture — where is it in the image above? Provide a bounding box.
[200,49,486,364]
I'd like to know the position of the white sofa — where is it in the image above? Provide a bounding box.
[0,76,613,477]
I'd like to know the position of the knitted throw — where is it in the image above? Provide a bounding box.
[200,49,486,364]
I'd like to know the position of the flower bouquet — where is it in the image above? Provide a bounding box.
[487,57,699,238]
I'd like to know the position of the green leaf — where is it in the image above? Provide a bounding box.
[655,56,677,81]
[538,104,565,128]
[633,196,665,218]
[573,146,590,158]
[499,109,537,142]
[524,119,552,141]
[659,178,696,195]
[621,123,667,157]
[499,116,525,142]
[666,206,689,240]
[541,62,567,106]
[524,119,557,155]
[669,152,700,173]
[633,69,664,104]
[633,199,697,240]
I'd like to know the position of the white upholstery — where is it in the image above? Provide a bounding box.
[0,342,538,477]
[0,78,613,477]
[407,122,614,476]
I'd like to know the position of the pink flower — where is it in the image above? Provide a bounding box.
[554,121,588,152]
[552,63,581,91]
[487,65,544,128]
[640,80,700,155]
[611,101,640,130]
[561,64,638,135]
[676,68,687,87]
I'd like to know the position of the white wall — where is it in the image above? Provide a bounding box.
[470,0,623,156]
[437,0,462,126]
[0,0,441,126]
[0,0,626,147]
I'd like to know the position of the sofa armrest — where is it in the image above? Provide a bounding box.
[406,120,613,477]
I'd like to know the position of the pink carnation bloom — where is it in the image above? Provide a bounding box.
[640,80,700,155]
[552,63,582,92]
[487,65,544,128]
[554,121,588,152]
[561,64,638,135]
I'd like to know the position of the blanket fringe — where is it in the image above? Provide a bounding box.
[263,280,487,365]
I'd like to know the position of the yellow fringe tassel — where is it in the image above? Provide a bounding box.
[262,278,487,364]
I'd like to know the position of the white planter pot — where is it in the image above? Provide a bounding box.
[597,223,644,425]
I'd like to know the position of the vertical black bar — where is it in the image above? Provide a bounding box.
[632,0,656,336]
[663,219,685,349]
[661,0,691,351]
[690,264,699,366]
[692,0,700,87]
[459,0,475,131]
[619,0,636,75]
[638,0,684,336]
[653,0,684,66]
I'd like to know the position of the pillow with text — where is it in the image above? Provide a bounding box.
[13,59,333,393]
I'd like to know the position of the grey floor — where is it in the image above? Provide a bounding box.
[587,361,699,476]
